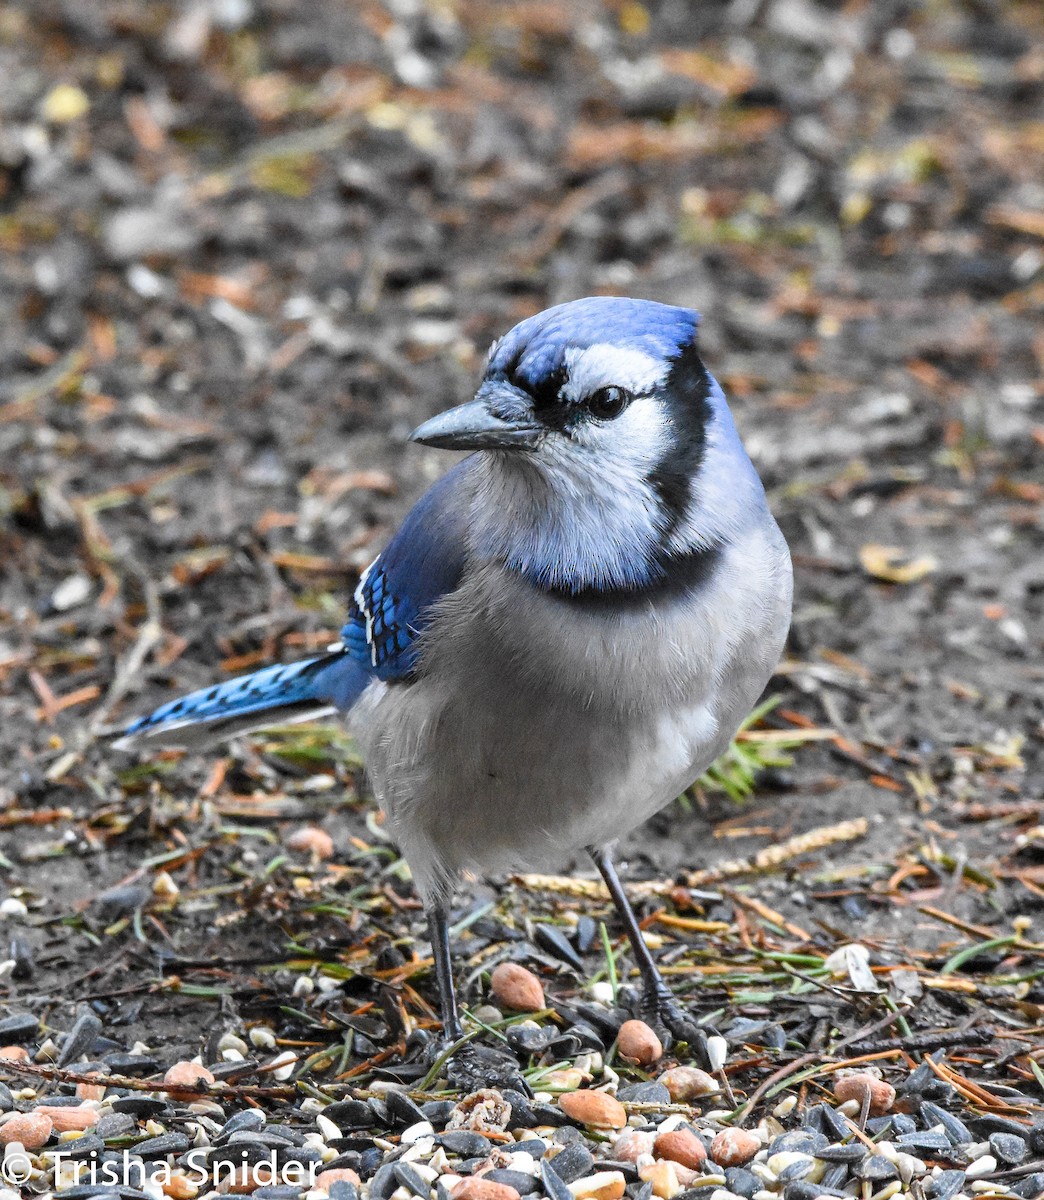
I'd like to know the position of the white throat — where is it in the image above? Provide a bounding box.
[469,448,666,592]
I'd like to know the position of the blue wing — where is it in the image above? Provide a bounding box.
[341,460,472,681]
[116,462,471,750]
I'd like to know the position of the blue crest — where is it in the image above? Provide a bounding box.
[487,297,699,390]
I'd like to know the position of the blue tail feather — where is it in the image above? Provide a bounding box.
[114,651,369,751]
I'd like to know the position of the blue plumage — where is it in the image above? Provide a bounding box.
[114,296,792,1063]
[341,463,470,680]
[488,297,698,393]
[114,652,368,748]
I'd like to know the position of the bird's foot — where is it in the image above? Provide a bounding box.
[422,1033,531,1095]
[640,982,719,1072]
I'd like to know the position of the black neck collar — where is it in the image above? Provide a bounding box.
[536,542,723,612]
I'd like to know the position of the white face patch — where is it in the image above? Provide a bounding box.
[561,343,668,403]
[568,393,668,457]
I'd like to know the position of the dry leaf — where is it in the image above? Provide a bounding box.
[859,543,938,584]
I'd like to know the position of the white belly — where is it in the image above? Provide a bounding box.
[354,526,791,902]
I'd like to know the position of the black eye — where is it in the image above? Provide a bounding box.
[587,385,632,421]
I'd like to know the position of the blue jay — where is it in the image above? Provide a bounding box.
[116,297,792,1062]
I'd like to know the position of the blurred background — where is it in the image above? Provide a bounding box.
[0,0,1041,1035]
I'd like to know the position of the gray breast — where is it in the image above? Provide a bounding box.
[354,519,792,902]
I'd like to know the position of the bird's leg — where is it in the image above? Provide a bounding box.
[423,899,530,1093]
[589,843,714,1070]
[427,900,464,1042]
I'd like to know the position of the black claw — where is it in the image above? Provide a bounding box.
[640,985,717,1072]
[423,1038,531,1094]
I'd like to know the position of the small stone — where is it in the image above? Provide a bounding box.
[103,1051,161,1074]
[545,1068,590,1091]
[1011,1173,1044,1199]
[249,1026,277,1050]
[322,1099,373,1130]
[396,1162,439,1195]
[919,1102,971,1146]
[658,1067,718,1103]
[857,1157,898,1183]
[162,1172,199,1199]
[654,1129,707,1171]
[618,1082,671,1105]
[387,1090,428,1129]
[988,1132,1027,1164]
[928,1170,966,1200]
[113,1096,171,1119]
[286,826,335,859]
[895,1130,951,1154]
[319,1171,364,1190]
[710,1129,760,1168]
[639,1160,681,1198]
[513,1138,548,1159]
[438,1131,493,1156]
[218,1033,249,1056]
[491,963,545,1013]
[75,1073,108,1102]
[33,1104,98,1132]
[508,1024,555,1056]
[0,1015,39,1042]
[612,1130,655,1164]
[483,1169,542,1195]
[567,1171,627,1200]
[0,1111,52,1149]
[766,1152,814,1182]
[451,1179,521,1200]
[0,1047,29,1062]
[95,1112,136,1139]
[548,1141,595,1183]
[134,1132,192,1159]
[964,1155,997,1180]
[781,1184,830,1200]
[705,1036,728,1072]
[42,83,90,123]
[163,1061,215,1089]
[558,1090,627,1130]
[832,1073,895,1115]
[58,1010,102,1067]
[816,1144,866,1163]
[820,1164,849,1192]
[769,1132,825,1156]
[267,1050,297,1080]
[400,1119,435,1145]
[617,1020,663,1066]
[723,1168,760,1199]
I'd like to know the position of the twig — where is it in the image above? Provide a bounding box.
[845,1026,996,1056]
[0,1059,314,1100]
[735,1008,904,1125]
[515,817,870,900]
[680,818,869,889]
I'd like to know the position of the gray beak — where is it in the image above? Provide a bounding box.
[409,397,542,452]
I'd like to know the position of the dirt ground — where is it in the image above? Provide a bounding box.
[0,0,1042,1104]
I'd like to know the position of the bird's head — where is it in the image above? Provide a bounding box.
[410,297,765,593]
